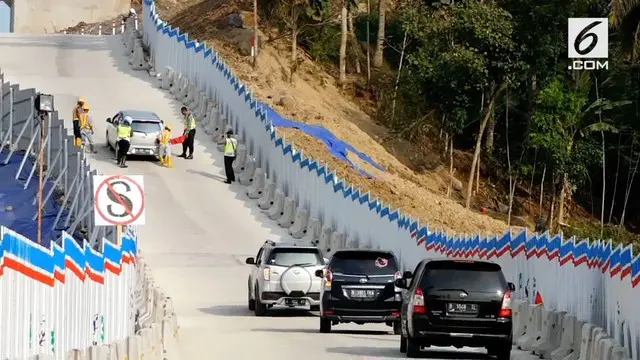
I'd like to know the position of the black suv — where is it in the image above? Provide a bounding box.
[395,259,514,359]
[315,249,402,334]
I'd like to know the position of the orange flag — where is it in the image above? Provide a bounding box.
[534,291,544,305]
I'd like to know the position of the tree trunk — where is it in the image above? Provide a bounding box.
[549,175,557,231]
[447,135,454,198]
[339,5,348,86]
[347,10,361,74]
[390,30,408,122]
[372,0,386,68]
[366,0,371,83]
[600,129,606,238]
[608,132,622,223]
[505,85,515,225]
[539,165,546,214]
[485,115,496,154]
[465,82,506,208]
[289,7,298,84]
[557,172,569,226]
[252,0,258,69]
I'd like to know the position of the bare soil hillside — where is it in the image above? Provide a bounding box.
[153,0,521,236]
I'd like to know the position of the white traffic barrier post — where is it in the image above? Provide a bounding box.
[121,20,125,34]
[135,14,139,31]
[231,148,248,172]
[257,181,276,210]
[246,168,266,199]
[98,25,102,36]
[330,231,347,252]
[81,27,85,35]
[266,189,285,219]
[239,158,257,184]
[130,40,150,70]
[288,207,309,238]
[112,21,116,35]
[277,197,296,228]
[516,304,543,350]
[317,225,334,255]
[302,218,322,245]
[512,300,529,343]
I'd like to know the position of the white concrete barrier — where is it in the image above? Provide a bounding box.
[257,181,276,210]
[277,197,296,228]
[130,40,150,70]
[205,106,221,135]
[239,157,256,180]
[240,166,260,186]
[159,67,174,89]
[184,83,197,106]
[175,78,189,100]
[232,146,248,172]
[512,300,529,343]
[318,224,334,255]
[246,168,266,198]
[550,314,578,360]
[303,218,322,245]
[288,207,309,238]
[516,304,543,350]
[328,231,346,253]
[266,190,286,220]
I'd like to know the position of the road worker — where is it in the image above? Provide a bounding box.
[116,116,134,168]
[223,129,238,183]
[72,97,85,147]
[157,124,173,168]
[79,103,97,153]
[179,106,196,159]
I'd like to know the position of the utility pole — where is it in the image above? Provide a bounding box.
[253,0,259,69]
[37,112,46,245]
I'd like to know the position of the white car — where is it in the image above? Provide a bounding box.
[246,240,326,316]
[105,109,164,158]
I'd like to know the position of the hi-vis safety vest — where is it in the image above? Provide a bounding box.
[72,106,82,121]
[117,125,132,140]
[224,137,237,157]
[184,114,196,130]
[159,130,171,145]
[79,113,91,129]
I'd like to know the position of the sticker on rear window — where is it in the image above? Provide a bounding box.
[375,257,389,268]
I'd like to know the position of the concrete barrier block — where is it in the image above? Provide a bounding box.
[288,207,309,238]
[184,83,197,105]
[257,181,276,210]
[550,314,578,360]
[150,323,163,360]
[277,197,296,228]
[194,93,208,118]
[232,146,248,172]
[266,190,285,220]
[301,218,321,246]
[574,322,596,360]
[534,311,565,358]
[127,335,142,360]
[169,74,183,96]
[516,303,542,350]
[591,330,609,360]
[240,164,259,186]
[610,346,631,360]
[159,67,174,89]
[239,157,256,179]
[317,225,333,253]
[66,349,86,360]
[27,355,55,359]
[512,300,528,343]
[162,316,180,359]
[578,326,605,360]
[130,41,149,70]
[205,107,221,135]
[519,307,554,353]
[86,345,111,360]
[137,328,153,359]
[346,234,360,249]
[598,338,618,360]
[246,168,266,198]
[175,78,189,100]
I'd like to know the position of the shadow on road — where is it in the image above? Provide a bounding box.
[327,345,489,359]
[186,168,228,183]
[198,305,315,318]
[252,327,390,335]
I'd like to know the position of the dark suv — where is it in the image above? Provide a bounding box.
[396,259,514,359]
[315,249,402,334]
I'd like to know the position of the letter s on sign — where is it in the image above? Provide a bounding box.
[106,180,134,218]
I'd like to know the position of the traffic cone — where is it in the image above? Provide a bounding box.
[534,291,544,305]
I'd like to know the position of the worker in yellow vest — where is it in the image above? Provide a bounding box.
[179,106,196,159]
[72,97,85,147]
[116,116,134,168]
[223,129,238,183]
[157,124,173,168]
[79,103,97,153]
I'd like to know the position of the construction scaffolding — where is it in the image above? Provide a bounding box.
[0,69,114,248]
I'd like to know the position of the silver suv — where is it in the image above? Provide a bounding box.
[245,240,326,316]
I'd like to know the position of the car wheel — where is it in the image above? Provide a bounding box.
[247,282,255,311]
[253,286,267,316]
[400,335,407,353]
[406,337,421,358]
[319,317,331,333]
[393,320,402,335]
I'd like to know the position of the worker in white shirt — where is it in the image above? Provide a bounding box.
[223,129,238,184]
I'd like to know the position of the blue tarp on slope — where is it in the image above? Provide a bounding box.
[0,151,71,248]
[259,102,385,178]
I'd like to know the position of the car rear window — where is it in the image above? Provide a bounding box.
[330,252,398,275]
[267,248,323,267]
[420,261,507,292]
[132,121,162,134]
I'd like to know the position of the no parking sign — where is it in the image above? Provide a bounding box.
[93,175,146,226]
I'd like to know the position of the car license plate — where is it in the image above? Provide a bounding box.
[350,289,377,298]
[447,303,478,314]
[285,299,306,306]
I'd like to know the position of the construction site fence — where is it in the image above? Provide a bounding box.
[141,0,640,358]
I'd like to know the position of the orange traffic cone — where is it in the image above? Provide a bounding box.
[534,291,544,305]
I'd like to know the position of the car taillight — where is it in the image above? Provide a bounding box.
[412,288,426,314]
[394,271,402,292]
[498,289,512,318]
[324,269,333,289]
[263,267,271,281]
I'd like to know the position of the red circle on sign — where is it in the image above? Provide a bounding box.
[94,175,145,226]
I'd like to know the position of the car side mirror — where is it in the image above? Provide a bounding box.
[245,257,255,265]
[314,269,324,278]
[106,117,111,123]
[403,271,413,279]
[507,282,516,292]
[394,278,407,289]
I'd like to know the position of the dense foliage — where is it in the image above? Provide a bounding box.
[259,0,640,244]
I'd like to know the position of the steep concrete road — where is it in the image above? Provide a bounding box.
[0,34,488,360]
